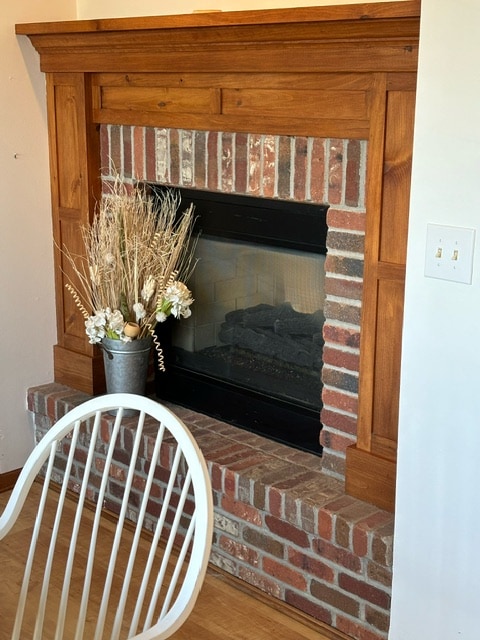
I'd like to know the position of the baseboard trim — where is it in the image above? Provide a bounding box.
[0,468,21,493]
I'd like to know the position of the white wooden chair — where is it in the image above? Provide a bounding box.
[0,394,214,640]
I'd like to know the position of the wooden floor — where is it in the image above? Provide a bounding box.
[0,483,346,640]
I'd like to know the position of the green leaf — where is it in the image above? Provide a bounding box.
[120,292,130,321]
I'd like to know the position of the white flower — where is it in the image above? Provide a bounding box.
[141,275,156,304]
[133,302,146,321]
[155,281,193,322]
[161,281,194,319]
[86,307,142,342]
[105,308,124,335]
[85,310,107,343]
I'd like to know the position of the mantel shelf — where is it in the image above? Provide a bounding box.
[15,2,420,74]
[16,1,420,36]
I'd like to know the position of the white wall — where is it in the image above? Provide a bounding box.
[0,1,76,473]
[390,0,480,638]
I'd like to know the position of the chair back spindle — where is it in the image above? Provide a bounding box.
[0,394,214,640]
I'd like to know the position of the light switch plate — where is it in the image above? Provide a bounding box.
[425,224,475,284]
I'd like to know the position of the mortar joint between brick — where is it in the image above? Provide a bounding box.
[324,363,360,377]
[326,247,365,260]
[327,203,367,214]
[323,341,360,356]
[325,292,362,305]
[329,226,366,236]
[322,383,358,398]
[323,318,361,333]
[325,272,363,284]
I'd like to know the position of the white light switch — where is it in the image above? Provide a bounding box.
[425,224,475,284]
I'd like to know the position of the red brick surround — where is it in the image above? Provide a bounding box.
[102,124,367,481]
[28,383,393,640]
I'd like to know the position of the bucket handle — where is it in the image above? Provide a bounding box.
[98,342,114,360]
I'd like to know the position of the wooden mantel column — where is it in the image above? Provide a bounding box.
[47,72,104,394]
[345,74,416,511]
[16,0,420,511]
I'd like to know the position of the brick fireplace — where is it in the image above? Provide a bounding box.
[28,124,395,640]
[27,126,392,640]
[102,124,367,482]
[18,4,421,638]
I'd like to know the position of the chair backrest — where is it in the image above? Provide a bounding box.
[0,394,213,640]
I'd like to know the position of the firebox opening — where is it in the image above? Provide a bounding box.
[151,187,329,456]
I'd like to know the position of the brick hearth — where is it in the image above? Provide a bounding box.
[28,383,393,640]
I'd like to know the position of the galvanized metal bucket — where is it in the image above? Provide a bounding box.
[101,336,152,408]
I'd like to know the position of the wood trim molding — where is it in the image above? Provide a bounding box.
[16,2,420,36]
[0,469,21,493]
[16,2,420,76]
[16,1,420,511]
[346,445,397,512]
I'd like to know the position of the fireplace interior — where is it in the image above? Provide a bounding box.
[152,187,329,455]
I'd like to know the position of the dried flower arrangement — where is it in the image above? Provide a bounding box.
[62,177,196,370]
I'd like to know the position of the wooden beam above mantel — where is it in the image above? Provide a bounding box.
[15,1,420,512]
[16,2,420,74]
[16,1,420,35]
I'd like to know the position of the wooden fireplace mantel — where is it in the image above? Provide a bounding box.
[16,0,420,512]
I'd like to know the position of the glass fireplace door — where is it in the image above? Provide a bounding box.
[172,235,325,411]
[152,187,328,454]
